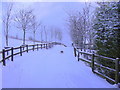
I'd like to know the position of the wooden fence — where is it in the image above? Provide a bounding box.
[72,44,120,85]
[0,43,53,66]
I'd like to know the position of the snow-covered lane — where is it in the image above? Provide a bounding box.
[2,46,115,88]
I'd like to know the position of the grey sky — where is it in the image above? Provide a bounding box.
[1,2,95,45]
[10,2,86,27]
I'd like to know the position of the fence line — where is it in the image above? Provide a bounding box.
[0,43,54,66]
[72,43,120,85]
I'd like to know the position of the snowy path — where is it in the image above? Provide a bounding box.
[2,46,115,88]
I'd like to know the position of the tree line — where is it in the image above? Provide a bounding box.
[67,3,95,52]
[68,2,120,83]
[3,3,62,47]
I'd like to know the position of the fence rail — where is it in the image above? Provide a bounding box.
[0,43,53,66]
[72,43,120,85]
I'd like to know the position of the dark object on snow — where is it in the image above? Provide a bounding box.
[60,51,64,53]
[63,45,67,47]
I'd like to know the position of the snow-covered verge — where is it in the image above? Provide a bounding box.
[0,2,2,89]
[2,45,116,88]
[2,37,36,49]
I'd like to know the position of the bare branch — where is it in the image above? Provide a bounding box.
[14,9,34,45]
[3,2,14,46]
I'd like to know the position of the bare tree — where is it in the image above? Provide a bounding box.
[14,9,34,45]
[82,3,95,52]
[51,27,63,42]
[40,29,43,42]
[67,14,84,48]
[3,3,13,47]
[47,28,51,42]
[43,26,48,42]
[54,29,62,42]
[50,27,55,42]
[31,15,41,44]
[67,2,94,51]
[57,31,62,41]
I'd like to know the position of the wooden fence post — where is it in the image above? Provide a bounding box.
[26,45,28,53]
[74,48,76,57]
[7,50,9,55]
[115,58,119,84]
[46,44,47,49]
[33,45,34,51]
[44,44,45,48]
[91,54,95,73]
[11,47,14,61]
[78,52,79,61]
[2,49,6,66]
[41,44,42,49]
[72,43,73,47]
[20,46,22,56]
[49,43,51,48]
[23,46,24,50]
[37,44,39,51]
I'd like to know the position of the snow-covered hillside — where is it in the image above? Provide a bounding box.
[2,37,36,49]
[2,45,115,88]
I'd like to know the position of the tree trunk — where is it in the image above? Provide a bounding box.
[45,31,47,42]
[5,34,8,46]
[34,31,35,44]
[41,31,43,42]
[6,23,9,46]
[23,30,26,45]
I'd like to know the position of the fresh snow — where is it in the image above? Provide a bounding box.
[2,45,115,88]
[2,37,35,49]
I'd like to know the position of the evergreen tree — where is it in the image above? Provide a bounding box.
[93,2,120,83]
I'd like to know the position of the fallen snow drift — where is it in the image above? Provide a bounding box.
[2,46,115,88]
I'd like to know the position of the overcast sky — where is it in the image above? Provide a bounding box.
[4,2,86,28]
[1,2,96,46]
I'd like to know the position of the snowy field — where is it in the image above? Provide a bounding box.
[2,45,115,88]
[2,38,36,49]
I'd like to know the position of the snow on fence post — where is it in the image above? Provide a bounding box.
[74,48,76,57]
[46,44,47,49]
[91,54,95,73]
[78,52,80,61]
[2,49,6,66]
[45,44,46,49]
[20,46,22,56]
[11,47,14,61]
[48,43,49,48]
[115,58,119,84]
